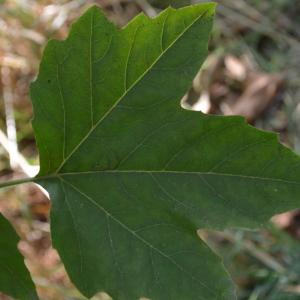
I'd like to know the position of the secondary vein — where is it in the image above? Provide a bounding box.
[54,9,208,174]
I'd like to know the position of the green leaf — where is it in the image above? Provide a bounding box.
[23,2,300,299]
[0,214,39,300]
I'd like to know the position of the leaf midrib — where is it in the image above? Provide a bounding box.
[55,8,210,174]
[36,170,300,187]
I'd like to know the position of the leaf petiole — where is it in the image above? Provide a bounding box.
[0,177,34,189]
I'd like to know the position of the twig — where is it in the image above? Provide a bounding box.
[0,128,39,178]
[0,55,29,70]
[0,19,45,45]
[1,66,18,169]
[41,0,85,30]
[284,285,300,294]
[0,128,48,196]
[218,2,299,47]
[0,129,38,179]
[199,230,297,279]
[135,0,157,17]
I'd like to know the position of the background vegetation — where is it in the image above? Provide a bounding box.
[0,0,299,299]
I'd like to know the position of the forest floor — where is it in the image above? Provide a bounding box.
[0,1,300,299]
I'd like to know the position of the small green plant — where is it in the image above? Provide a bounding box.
[1,3,300,299]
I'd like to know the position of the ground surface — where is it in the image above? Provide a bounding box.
[0,1,300,299]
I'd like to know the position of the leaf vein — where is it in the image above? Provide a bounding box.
[60,176,216,298]
[59,179,85,283]
[55,8,211,173]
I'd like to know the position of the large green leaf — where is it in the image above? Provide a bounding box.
[11,2,300,299]
[0,214,38,300]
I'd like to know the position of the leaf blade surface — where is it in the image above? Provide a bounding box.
[30,3,300,299]
[0,214,39,300]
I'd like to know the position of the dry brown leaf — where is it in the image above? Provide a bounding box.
[224,73,283,121]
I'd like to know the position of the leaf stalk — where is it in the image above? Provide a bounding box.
[0,177,34,189]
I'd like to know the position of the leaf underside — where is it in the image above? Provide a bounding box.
[28,3,300,300]
[0,214,38,300]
